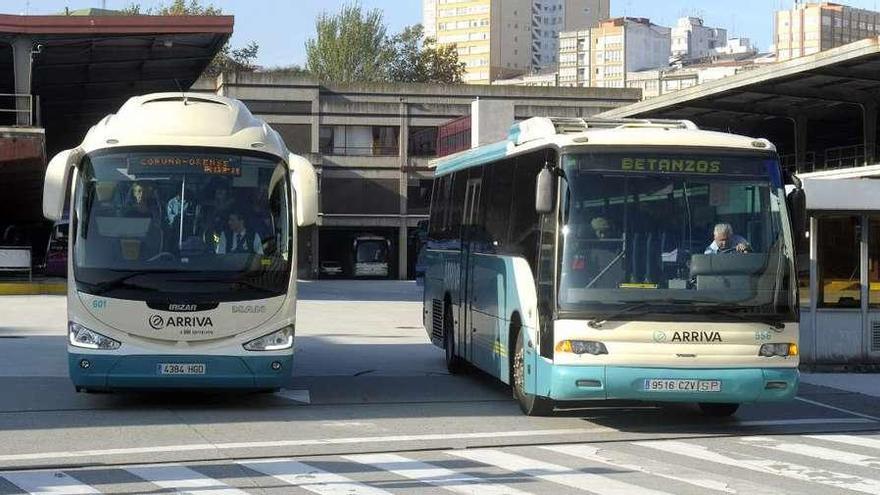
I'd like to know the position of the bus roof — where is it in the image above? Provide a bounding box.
[431,117,776,177]
[77,92,289,160]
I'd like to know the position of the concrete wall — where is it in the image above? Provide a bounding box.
[202,73,639,278]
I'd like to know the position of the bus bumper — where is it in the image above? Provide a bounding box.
[68,353,292,391]
[544,365,798,403]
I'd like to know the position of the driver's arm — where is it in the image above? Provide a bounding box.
[216,232,226,254]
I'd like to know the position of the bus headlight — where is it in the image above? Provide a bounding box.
[759,343,798,357]
[243,326,294,351]
[68,322,121,350]
[555,340,608,355]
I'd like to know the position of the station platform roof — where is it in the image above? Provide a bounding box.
[0,13,232,152]
[600,37,880,170]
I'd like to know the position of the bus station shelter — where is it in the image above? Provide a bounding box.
[600,37,880,366]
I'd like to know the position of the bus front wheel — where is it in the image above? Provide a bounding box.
[699,402,739,417]
[444,305,465,374]
[513,330,554,416]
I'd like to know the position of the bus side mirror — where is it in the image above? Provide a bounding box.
[43,149,78,221]
[535,167,556,215]
[787,187,807,237]
[289,153,318,227]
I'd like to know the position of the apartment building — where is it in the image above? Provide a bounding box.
[774,2,880,61]
[423,0,609,83]
[558,17,671,88]
[671,17,727,61]
[531,0,610,70]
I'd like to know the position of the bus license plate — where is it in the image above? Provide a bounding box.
[644,379,721,392]
[157,363,206,375]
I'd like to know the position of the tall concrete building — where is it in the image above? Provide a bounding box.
[671,17,727,61]
[774,2,880,61]
[531,0,610,70]
[422,0,609,83]
[558,17,671,88]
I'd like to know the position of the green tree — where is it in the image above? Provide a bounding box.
[305,4,392,83]
[121,0,258,76]
[387,24,464,84]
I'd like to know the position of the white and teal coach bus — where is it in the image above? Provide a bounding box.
[42,93,317,392]
[423,117,799,416]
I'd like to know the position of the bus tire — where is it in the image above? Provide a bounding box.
[699,402,739,417]
[444,305,465,374]
[513,329,554,416]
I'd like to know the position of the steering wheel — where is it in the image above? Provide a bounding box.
[146,251,176,262]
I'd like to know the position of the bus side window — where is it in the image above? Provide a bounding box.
[448,171,467,242]
[506,153,544,273]
[482,160,514,253]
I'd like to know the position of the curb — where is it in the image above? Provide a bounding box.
[0,282,67,296]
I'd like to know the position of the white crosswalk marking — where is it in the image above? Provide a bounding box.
[344,452,533,495]
[542,444,737,494]
[2,471,99,495]
[448,448,673,495]
[807,434,880,451]
[126,465,249,495]
[239,458,393,495]
[637,439,880,495]
[741,436,880,469]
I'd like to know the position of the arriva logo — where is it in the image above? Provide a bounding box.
[652,330,667,343]
[672,331,722,343]
[148,315,213,330]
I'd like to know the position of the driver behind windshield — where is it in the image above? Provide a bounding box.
[216,211,264,255]
[705,223,750,254]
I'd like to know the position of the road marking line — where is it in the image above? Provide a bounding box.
[126,465,249,495]
[636,439,880,495]
[805,434,880,451]
[344,452,532,495]
[448,448,673,495]
[2,471,99,495]
[0,427,612,463]
[735,417,875,426]
[795,396,880,422]
[240,458,392,495]
[740,436,880,469]
[276,389,311,404]
[542,444,736,494]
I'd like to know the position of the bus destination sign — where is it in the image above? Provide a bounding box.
[132,155,242,176]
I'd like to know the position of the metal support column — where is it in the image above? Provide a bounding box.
[795,115,809,172]
[863,102,877,166]
[861,215,870,360]
[398,99,410,280]
[12,36,33,126]
[809,216,819,363]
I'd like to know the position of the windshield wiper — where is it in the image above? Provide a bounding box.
[87,270,171,295]
[586,299,705,329]
[695,307,786,329]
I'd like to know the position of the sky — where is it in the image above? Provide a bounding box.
[6,0,880,67]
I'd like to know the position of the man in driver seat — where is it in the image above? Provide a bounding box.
[705,223,750,254]
[216,211,263,255]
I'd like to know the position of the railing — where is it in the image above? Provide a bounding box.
[0,93,33,127]
[824,144,865,170]
[319,145,399,157]
[779,152,816,173]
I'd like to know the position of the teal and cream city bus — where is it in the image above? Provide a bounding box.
[423,117,799,416]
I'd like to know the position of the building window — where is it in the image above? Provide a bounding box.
[408,127,438,157]
[319,126,399,156]
[818,216,861,307]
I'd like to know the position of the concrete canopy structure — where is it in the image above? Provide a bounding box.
[600,37,880,173]
[0,12,232,227]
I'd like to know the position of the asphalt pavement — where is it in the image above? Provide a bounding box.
[0,280,879,494]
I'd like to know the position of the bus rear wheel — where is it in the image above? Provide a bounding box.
[512,330,554,416]
[699,402,739,417]
[444,305,465,374]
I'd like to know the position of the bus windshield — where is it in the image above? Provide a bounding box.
[558,150,795,319]
[73,149,291,301]
[356,240,388,263]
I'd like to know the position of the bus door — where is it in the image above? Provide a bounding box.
[460,175,482,365]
